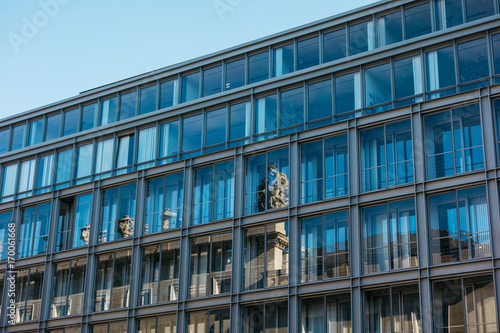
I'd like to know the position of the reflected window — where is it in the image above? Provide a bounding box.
[297,36,319,70]
[458,38,490,90]
[1,164,17,202]
[17,159,35,198]
[301,135,348,204]
[28,119,43,146]
[94,251,132,311]
[324,29,346,62]
[13,265,44,323]
[63,109,78,136]
[46,114,61,141]
[301,294,351,333]
[426,46,456,99]
[188,308,230,333]
[190,232,232,298]
[225,58,245,90]
[203,66,222,97]
[137,126,157,170]
[144,172,183,234]
[56,193,92,251]
[394,55,423,106]
[18,203,51,258]
[55,149,73,190]
[160,79,178,108]
[425,104,483,179]
[466,0,495,22]
[335,72,361,120]
[139,85,157,115]
[181,72,200,103]
[241,302,288,332]
[273,44,294,77]
[100,97,117,126]
[307,79,332,127]
[91,321,127,333]
[11,123,26,151]
[182,114,202,158]
[249,51,269,84]
[301,211,349,283]
[229,101,251,147]
[140,242,180,305]
[119,91,137,121]
[349,20,374,55]
[115,134,135,175]
[436,0,463,28]
[99,183,136,243]
[137,314,177,333]
[94,138,113,180]
[280,87,304,135]
[243,222,289,290]
[377,11,402,47]
[159,120,179,164]
[82,103,96,131]
[0,211,13,260]
[255,94,277,141]
[363,199,417,274]
[429,186,491,264]
[51,258,86,318]
[405,2,432,39]
[193,161,234,225]
[205,108,226,153]
[75,143,93,185]
[365,63,392,113]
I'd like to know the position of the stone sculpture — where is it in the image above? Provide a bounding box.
[163,208,177,230]
[118,215,134,238]
[258,165,289,211]
[80,224,90,245]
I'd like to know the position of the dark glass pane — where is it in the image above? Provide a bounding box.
[394,56,422,100]
[11,124,26,150]
[182,114,202,152]
[63,109,78,136]
[29,119,43,146]
[203,66,222,96]
[297,36,319,70]
[119,91,137,120]
[273,44,294,77]
[324,29,346,62]
[205,108,226,147]
[160,120,179,158]
[0,129,9,153]
[458,38,489,84]
[160,79,178,108]
[335,73,361,115]
[445,0,464,28]
[281,87,304,130]
[426,46,456,92]
[301,142,323,204]
[492,34,500,76]
[81,103,96,131]
[226,59,245,90]
[365,63,391,107]
[181,72,200,103]
[405,3,432,39]
[465,0,495,22]
[100,97,117,126]
[308,80,332,122]
[249,52,269,84]
[230,102,251,143]
[350,21,371,55]
[139,85,157,115]
[255,94,278,136]
[46,114,61,141]
[377,11,403,47]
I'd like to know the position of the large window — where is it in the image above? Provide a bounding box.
[144,172,183,234]
[100,97,117,126]
[363,199,417,274]
[204,107,226,153]
[159,120,179,164]
[349,21,373,55]
[365,284,421,333]
[365,63,392,113]
[140,241,180,305]
[56,193,92,251]
[255,94,278,141]
[0,211,12,260]
[119,91,137,121]
[457,37,490,90]
[17,158,35,198]
[425,104,483,179]
[137,314,177,333]
[11,123,26,151]
[377,11,402,47]
[94,138,113,180]
[245,148,289,215]
[82,103,96,131]
[301,211,349,283]
[51,258,86,318]
[273,44,294,77]
[429,186,490,264]
[182,114,202,158]
[18,203,51,259]
[307,79,333,128]
[361,120,413,192]
[55,148,73,190]
[1,164,17,202]
[248,51,269,84]
[46,113,61,141]
[190,232,232,298]
[241,301,288,332]
[94,250,132,311]
[115,134,135,175]
[434,275,497,332]
[301,294,351,333]
[75,143,93,185]
[99,183,136,243]
[63,109,78,136]
[13,265,44,323]
[229,101,251,147]
[394,55,423,106]
[91,321,127,333]
[323,28,346,62]
[280,87,304,135]
[297,36,319,70]
[405,2,432,39]
[28,118,43,146]
[436,0,495,28]
[335,72,361,120]
[188,308,230,333]
[203,65,222,97]
[160,79,178,108]
[36,154,54,194]
[243,222,289,290]
[193,161,234,225]
[181,72,200,103]
[301,135,348,204]
[139,84,157,115]
[225,58,245,90]
[137,126,157,170]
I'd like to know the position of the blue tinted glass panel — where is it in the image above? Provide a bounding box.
[203,66,222,96]
[335,73,361,115]
[273,44,294,77]
[255,95,278,136]
[182,114,202,152]
[120,91,137,120]
[81,103,96,131]
[405,3,432,39]
[325,135,349,198]
[226,59,245,90]
[377,11,402,47]
[160,121,179,159]
[365,63,392,107]
[160,79,178,108]
[205,108,226,147]
[73,194,92,248]
[280,88,304,131]
[137,127,157,169]
[0,212,12,260]
[29,119,43,146]
[444,0,463,28]
[181,72,200,103]
[76,144,93,180]
[46,114,61,141]
[11,124,26,150]
[100,97,117,126]
[139,85,157,115]
[301,140,323,203]
[350,21,372,55]
[323,29,346,62]
[1,165,17,197]
[63,109,78,136]
[297,36,319,70]
[308,80,332,122]
[0,129,9,154]
[425,111,454,179]
[426,46,456,93]
[394,56,423,100]
[458,38,489,84]
[230,102,251,144]
[249,52,269,84]
[466,0,494,22]
[492,34,500,76]
[116,134,135,173]
[56,149,73,185]
[36,154,53,190]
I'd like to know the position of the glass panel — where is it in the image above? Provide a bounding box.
[389,199,417,269]
[301,216,323,282]
[458,38,489,84]
[181,72,200,103]
[56,149,73,187]
[137,127,157,169]
[386,120,413,186]
[453,104,483,173]
[225,58,245,90]
[94,251,132,311]
[193,166,213,226]
[158,314,177,333]
[18,203,51,258]
[0,211,13,260]
[0,129,9,154]
[361,126,386,192]
[301,141,324,204]
[308,80,332,123]
[139,85,157,115]
[1,164,17,198]
[405,2,432,39]
[116,134,135,174]
[363,204,389,273]
[160,120,179,161]
[273,44,294,77]
[297,36,319,70]
[100,184,136,243]
[213,161,234,221]
[365,63,391,108]
[205,108,226,148]
[74,194,92,248]
[28,119,43,146]
[492,34,500,76]
[46,114,61,141]
[51,259,86,317]
[280,87,304,132]
[364,289,391,332]
[377,11,402,47]
[255,94,277,137]
[229,102,251,146]
[63,109,78,136]
[325,211,350,278]
[442,0,464,28]
[324,29,346,62]
[82,103,96,131]
[394,56,423,100]
[426,46,456,98]
[11,124,26,150]
[14,265,44,323]
[466,0,495,22]
[18,159,36,196]
[203,66,222,96]
[249,51,269,84]
[94,139,113,178]
[335,72,361,118]
[182,114,202,154]
[325,135,349,198]
[425,111,454,179]
[350,21,374,55]
[76,144,93,182]
[160,79,178,108]
[100,97,117,126]
[119,91,137,121]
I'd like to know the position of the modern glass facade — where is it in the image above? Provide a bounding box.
[1,0,500,332]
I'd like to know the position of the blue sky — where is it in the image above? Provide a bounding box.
[0,0,376,120]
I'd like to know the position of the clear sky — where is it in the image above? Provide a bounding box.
[0,0,377,120]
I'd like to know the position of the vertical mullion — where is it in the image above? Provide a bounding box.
[209,236,213,296]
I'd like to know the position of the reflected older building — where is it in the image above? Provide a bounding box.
[1,0,500,331]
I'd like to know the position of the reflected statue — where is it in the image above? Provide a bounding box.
[258,166,289,211]
[80,224,90,245]
[118,215,134,238]
[163,208,177,230]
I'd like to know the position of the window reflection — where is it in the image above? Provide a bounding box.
[51,258,86,318]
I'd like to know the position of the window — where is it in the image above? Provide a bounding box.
[429,186,491,264]
[160,79,178,108]
[495,99,500,161]
[229,101,251,147]
[139,85,157,115]
[144,172,183,234]
[0,129,9,154]
[255,94,278,141]
[364,284,421,332]
[13,265,44,323]
[115,134,135,175]
[301,135,348,203]
[137,126,157,170]
[36,154,53,194]
[1,164,17,202]
[159,120,179,164]
[405,2,432,39]
[99,183,136,243]
[377,11,402,47]
[349,20,374,55]
[119,91,137,121]
[11,123,26,150]
[297,36,319,70]
[75,143,93,184]
[273,44,294,77]
[137,314,177,333]
[365,63,392,113]
[46,113,61,141]
[245,148,289,215]
[18,203,51,258]
[47,327,81,333]
[100,97,117,126]
[361,120,413,192]
[193,161,234,225]
[181,72,200,103]
[55,149,73,190]
[91,321,127,333]
[363,199,417,274]
[28,118,43,146]
[190,232,232,298]
[335,72,361,120]
[182,114,202,158]
[203,65,222,97]
[458,38,490,90]
[434,275,497,332]
[51,258,86,318]
[425,104,483,179]
[426,46,456,99]
[188,308,230,333]
[307,80,332,128]
[301,294,351,333]
[225,58,245,90]
[249,51,269,84]
[94,250,132,311]
[324,29,346,62]
[243,222,289,290]
[140,241,180,305]
[0,211,13,260]
[82,103,96,131]
[280,87,304,135]
[241,302,288,332]
[394,55,423,106]
[94,138,113,179]
[301,211,349,283]
[17,159,36,198]
[205,107,226,153]
[56,193,92,251]
[466,0,495,22]
[63,109,78,136]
